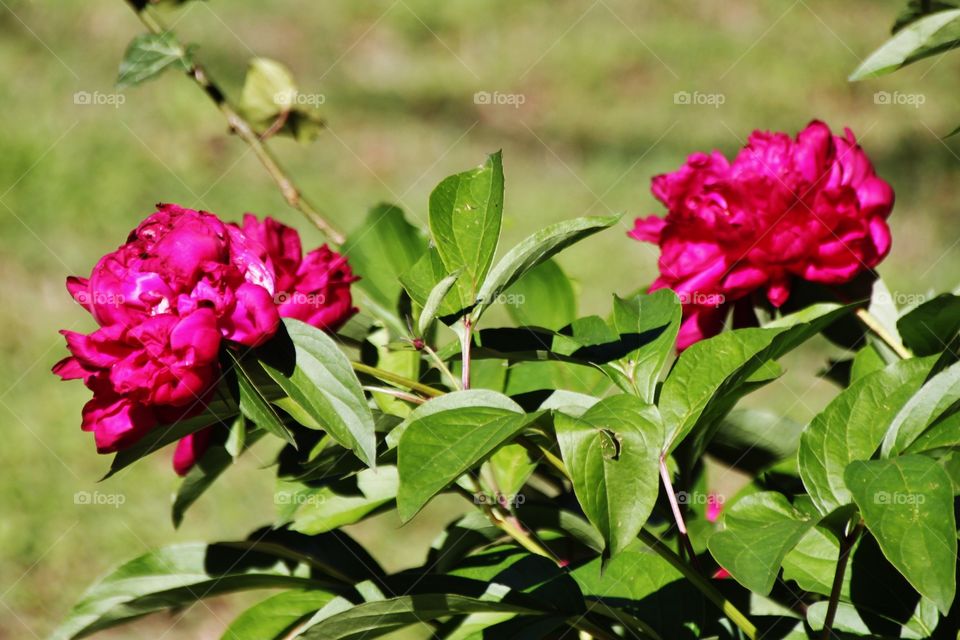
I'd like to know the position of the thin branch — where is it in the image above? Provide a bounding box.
[351,361,444,397]
[361,385,427,405]
[460,317,473,390]
[855,308,912,359]
[422,343,462,390]
[122,1,345,245]
[659,457,701,570]
[820,520,864,640]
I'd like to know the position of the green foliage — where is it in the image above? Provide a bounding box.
[851,9,960,79]
[555,395,663,557]
[57,147,960,640]
[117,33,193,89]
[239,57,325,142]
[707,492,815,594]
[259,319,377,466]
[846,456,957,613]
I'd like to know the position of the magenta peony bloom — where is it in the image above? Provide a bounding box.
[54,204,357,474]
[241,214,358,332]
[630,121,894,349]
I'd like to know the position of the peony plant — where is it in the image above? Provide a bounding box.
[51,3,960,640]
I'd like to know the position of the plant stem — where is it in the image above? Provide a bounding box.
[518,436,568,479]
[460,317,473,390]
[361,386,426,405]
[458,481,560,564]
[659,457,701,570]
[855,308,911,359]
[637,529,757,640]
[820,520,864,640]
[422,344,462,390]
[351,361,444,397]
[123,1,345,245]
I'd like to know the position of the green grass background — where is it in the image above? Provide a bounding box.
[1,0,958,637]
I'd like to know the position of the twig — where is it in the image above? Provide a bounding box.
[855,308,912,359]
[122,1,345,245]
[460,317,473,390]
[659,457,701,569]
[351,361,443,397]
[820,520,864,640]
[422,343,462,390]
[361,385,427,405]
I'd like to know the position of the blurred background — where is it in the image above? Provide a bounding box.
[1,0,958,637]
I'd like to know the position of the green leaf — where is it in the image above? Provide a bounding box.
[297,594,543,639]
[229,352,295,445]
[386,389,522,449]
[117,32,193,88]
[846,456,957,613]
[487,443,536,498]
[105,394,237,478]
[898,293,960,357]
[881,359,960,456]
[659,304,848,454]
[399,248,470,320]
[501,258,577,330]
[52,542,322,640]
[571,540,703,638]
[473,214,620,320]
[904,411,960,454]
[240,57,298,123]
[781,526,845,597]
[799,356,935,515]
[429,151,504,300]
[343,204,427,310]
[238,57,324,142]
[418,269,462,335]
[281,466,398,534]
[850,343,886,382]
[611,289,681,403]
[396,396,540,521]
[221,590,335,640]
[555,395,663,556]
[259,319,376,466]
[707,492,815,595]
[850,8,960,79]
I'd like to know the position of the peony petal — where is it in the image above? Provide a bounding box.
[628,215,667,244]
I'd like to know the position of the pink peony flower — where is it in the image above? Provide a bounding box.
[54,205,358,474]
[630,121,894,349]
[240,214,358,332]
